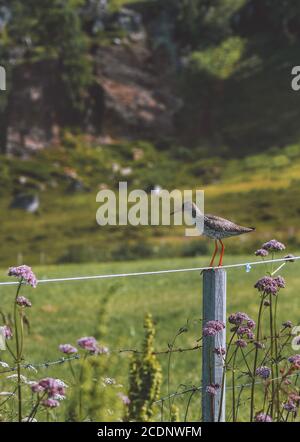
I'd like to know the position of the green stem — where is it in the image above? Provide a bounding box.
[232,348,238,422]
[68,359,77,383]
[250,294,265,421]
[274,295,280,419]
[269,295,274,419]
[14,279,23,422]
[78,353,88,421]
[217,331,237,422]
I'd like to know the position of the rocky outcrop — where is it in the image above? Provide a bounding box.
[96,41,182,139]
[2,6,182,154]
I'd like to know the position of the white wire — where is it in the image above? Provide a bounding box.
[0,256,298,286]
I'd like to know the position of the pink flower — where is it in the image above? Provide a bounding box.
[247,319,256,329]
[256,366,271,380]
[235,339,247,348]
[255,249,268,257]
[288,354,300,369]
[261,239,285,252]
[254,276,285,296]
[59,344,78,355]
[118,393,130,405]
[41,398,60,408]
[16,296,32,307]
[30,382,44,393]
[8,265,37,287]
[77,336,108,355]
[36,378,66,397]
[255,412,272,422]
[203,320,225,337]
[228,312,250,326]
[206,384,220,396]
[283,401,297,412]
[274,275,285,288]
[1,325,13,339]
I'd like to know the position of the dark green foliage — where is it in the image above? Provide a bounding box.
[0,0,92,120]
[126,314,162,422]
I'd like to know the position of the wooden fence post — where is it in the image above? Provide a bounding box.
[202,269,226,422]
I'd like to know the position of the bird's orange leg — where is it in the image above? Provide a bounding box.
[218,240,225,266]
[209,240,219,267]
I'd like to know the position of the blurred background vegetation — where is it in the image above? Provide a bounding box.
[1,0,300,266]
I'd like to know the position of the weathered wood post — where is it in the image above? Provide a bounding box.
[202,269,226,422]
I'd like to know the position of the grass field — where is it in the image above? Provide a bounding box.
[0,255,299,421]
[2,141,300,267]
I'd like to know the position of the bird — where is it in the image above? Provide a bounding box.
[171,202,255,267]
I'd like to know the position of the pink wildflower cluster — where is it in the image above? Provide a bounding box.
[31,378,67,408]
[203,320,225,337]
[59,344,78,355]
[16,296,32,308]
[255,239,285,258]
[8,265,37,288]
[255,412,272,422]
[255,366,271,380]
[261,239,285,252]
[288,354,300,369]
[206,383,220,396]
[77,336,109,355]
[235,339,247,348]
[254,275,285,296]
[0,325,12,339]
[283,401,297,413]
[228,312,255,346]
[228,312,255,329]
[255,249,268,257]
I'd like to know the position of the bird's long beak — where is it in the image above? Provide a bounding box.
[170,208,181,215]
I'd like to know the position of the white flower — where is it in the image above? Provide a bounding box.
[0,391,15,396]
[22,417,37,422]
[7,374,29,383]
[0,361,9,368]
[52,394,66,401]
[103,377,116,385]
[55,379,68,388]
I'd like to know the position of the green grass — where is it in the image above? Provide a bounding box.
[2,140,300,267]
[0,255,299,421]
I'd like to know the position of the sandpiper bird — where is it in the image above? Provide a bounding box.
[172,202,255,267]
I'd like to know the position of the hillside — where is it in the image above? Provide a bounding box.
[1,138,300,266]
[1,1,300,156]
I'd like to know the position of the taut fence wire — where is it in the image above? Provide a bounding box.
[153,373,300,404]
[0,256,298,286]
[1,348,298,406]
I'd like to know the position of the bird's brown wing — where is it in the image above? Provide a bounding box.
[205,214,254,233]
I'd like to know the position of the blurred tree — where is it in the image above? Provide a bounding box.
[0,0,93,148]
